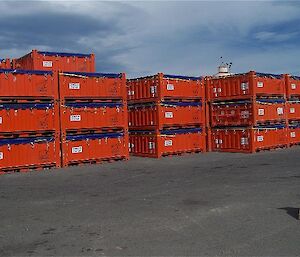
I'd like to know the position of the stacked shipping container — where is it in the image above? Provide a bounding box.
[285,75,300,146]
[0,69,60,173]
[12,50,95,73]
[0,49,128,173]
[208,71,288,153]
[127,73,206,157]
[59,72,129,166]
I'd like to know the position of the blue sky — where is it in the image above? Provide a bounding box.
[0,1,300,77]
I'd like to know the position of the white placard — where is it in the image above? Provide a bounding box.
[290,108,295,114]
[291,83,297,90]
[0,152,3,160]
[241,110,250,119]
[241,82,249,91]
[167,84,174,91]
[150,86,156,94]
[43,61,53,67]
[258,109,265,116]
[291,132,296,138]
[148,142,155,149]
[70,115,81,122]
[164,140,173,146]
[0,117,2,124]
[257,135,264,142]
[241,137,249,145]
[257,82,264,88]
[277,107,284,115]
[165,112,173,118]
[72,146,82,154]
[69,83,80,90]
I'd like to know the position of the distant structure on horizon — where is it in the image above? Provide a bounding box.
[213,57,233,78]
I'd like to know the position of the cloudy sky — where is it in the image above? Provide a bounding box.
[0,1,300,77]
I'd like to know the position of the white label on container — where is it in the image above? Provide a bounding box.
[69,83,80,90]
[150,86,156,94]
[257,82,264,88]
[241,137,249,145]
[0,117,2,124]
[165,112,173,118]
[291,132,296,138]
[43,61,53,67]
[218,88,222,93]
[0,152,3,160]
[241,110,250,119]
[241,82,249,91]
[258,109,265,116]
[291,83,297,90]
[215,139,219,144]
[290,108,295,114]
[219,139,223,144]
[148,142,155,149]
[70,115,81,122]
[164,140,173,146]
[167,84,174,91]
[257,135,264,142]
[72,146,82,154]
[277,107,284,115]
[213,88,217,93]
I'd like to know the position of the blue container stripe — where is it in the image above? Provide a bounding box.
[38,51,92,58]
[0,136,54,146]
[61,71,121,78]
[289,123,300,128]
[255,72,283,79]
[256,98,286,104]
[255,124,286,129]
[291,75,300,80]
[0,103,53,110]
[162,101,202,107]
[212,100,251,106]
[163,74,202,81]
[161,128,203,135]
[65,102,123,108]
[66,132,124,141]
[0,69,52,75]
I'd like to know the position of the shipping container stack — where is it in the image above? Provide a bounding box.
[127,73,206,158]
[285,75,300,146]
[208,71,288,153]
[58,72,129,166]
[0,69,60,174]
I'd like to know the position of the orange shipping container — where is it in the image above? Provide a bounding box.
[59,72,126,100]
[0,135,60,172]
[127,73,204,103]
[288,124,300,145]
[285,75,300,98]
[286,101,300,121]
[129,128,206,158]
[211,125,288,153]
[60,102,127,133]
[61,132,129,167]
[208,71,285,101]
[128,102,205,130]
[0,69,58,99]
[13,50,95,73]
[0,102,59,134]
[210,99,286,127]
